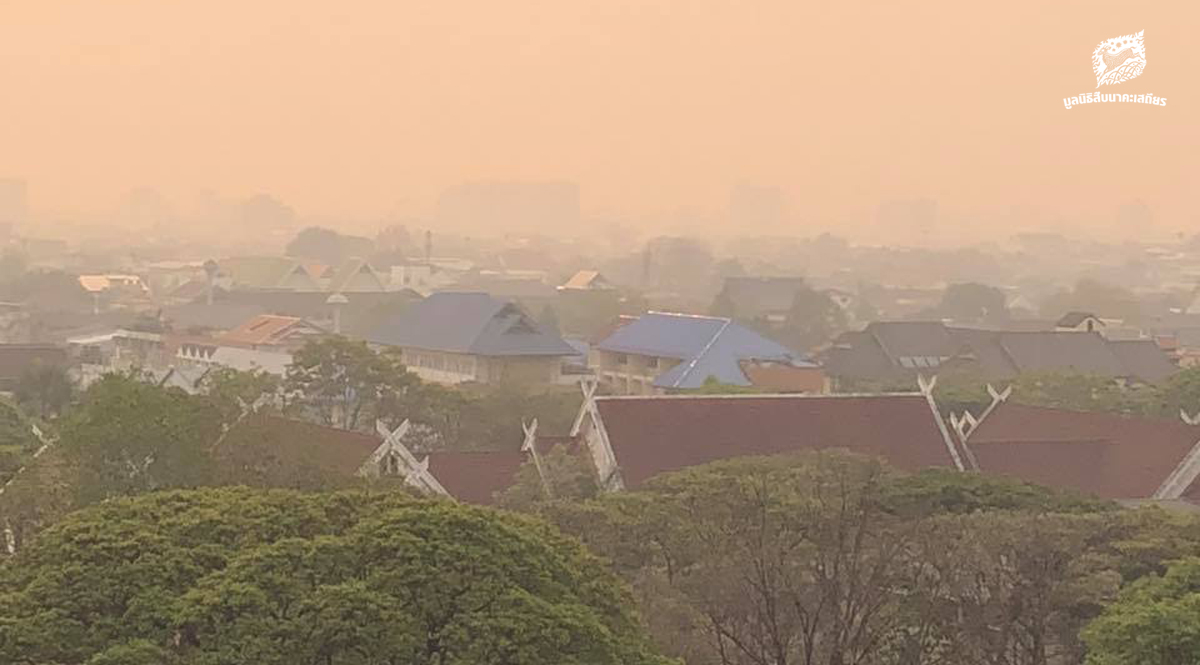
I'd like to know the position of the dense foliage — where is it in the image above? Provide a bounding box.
[1083,557,1200,664]
[534,453,1200,665]
[0,488,669,665]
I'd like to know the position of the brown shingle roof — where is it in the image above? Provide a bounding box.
[593,393,958,487]
[426,451,526,504]
[967,403,1200,499]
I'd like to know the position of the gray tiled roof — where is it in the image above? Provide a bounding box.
[825,321,1178,384]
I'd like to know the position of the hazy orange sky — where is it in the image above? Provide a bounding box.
[1,1,1196,238]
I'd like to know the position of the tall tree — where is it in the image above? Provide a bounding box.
[936,282,1010,323]
[199,366,281,423]
[13,360,75,419]
[285,337,421,430]
[782,285,847,351]
[57,373,223,504]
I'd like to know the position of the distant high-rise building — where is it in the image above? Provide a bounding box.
[436,181,580,235]
[0,178,29,229]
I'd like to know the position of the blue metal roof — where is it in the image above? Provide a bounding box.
[366,292,577,356]
[596,312,815,388]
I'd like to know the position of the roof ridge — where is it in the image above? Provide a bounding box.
[669,318,733,388]
[645,310,731,322]
[594,391,925,401]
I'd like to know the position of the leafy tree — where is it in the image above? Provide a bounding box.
[285,226,374,265]
[1146,366,1200,419]
[0,446,73,555]
[708,289,737,318]
[781,285,847,351]
[0,269,92,311]
[497,444,599,510]
[0,488,669,665]
[13,360,75,419]
[56,373,223,504]
[1039,279,1142,321]
[881,467,1116,517]
[375,223,412,255]
[1102,506,1200,583]
[286,225,344,263]
[285,337,420,430]
[0,399,41,481]
[555,288,641,339]
[679,375,765,395]
[642,236,714,296]
[199,366,281,423]
[1082,557,1200,665]
[906,511,1119,665]
[922,370,1159,418]
[391,384,582,453]
[935,281,1010,322]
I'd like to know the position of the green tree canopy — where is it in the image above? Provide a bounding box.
[782,285,847,351]
[934,281,1010,322]
[57,373,224,504]
[1083,556,1200,665]
[0,487,669,665]
[285,337,420,430]
[14,360,76,420]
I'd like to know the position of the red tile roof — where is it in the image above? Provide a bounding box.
[967,403,1200,499]
[593,393,958,487]
[426,451,527,504]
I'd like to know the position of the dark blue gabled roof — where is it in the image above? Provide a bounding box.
[366,292,576,357]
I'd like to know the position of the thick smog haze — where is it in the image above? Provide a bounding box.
[9,5,1200,660]
[1,0,1196,241]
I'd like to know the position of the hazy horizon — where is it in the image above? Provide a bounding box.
[2,1,1197,242]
